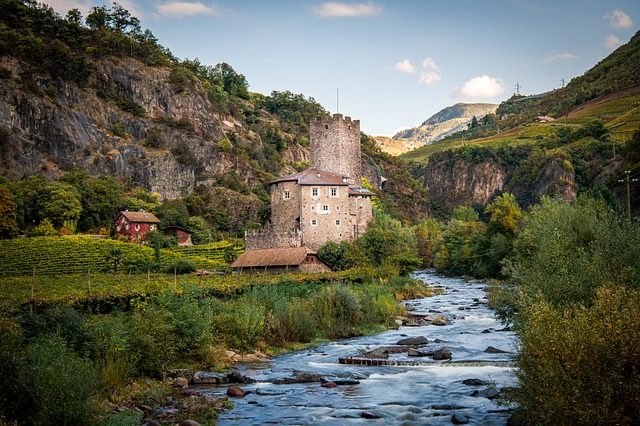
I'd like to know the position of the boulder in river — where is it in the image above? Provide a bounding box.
[432,347,452,360]
[361,411,383,419]
[484,346,508,354]
[192,371,227,385]
[227,386,251,398]
[452,412,469,424]
[396,336,428,345]
[321,381,337,388]
[408,347,435,357]
[462,378,486,386]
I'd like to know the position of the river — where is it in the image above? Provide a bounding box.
[202,271,517,425]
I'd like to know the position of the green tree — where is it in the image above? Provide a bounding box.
[0,184,18,238]
[452,205,479,222]
[37,182,82,229]
[106,247,123,273]
[485,193,522,235]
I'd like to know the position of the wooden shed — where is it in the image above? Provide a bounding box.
[230,247,330,274]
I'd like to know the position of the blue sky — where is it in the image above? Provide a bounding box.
[47,1,639,136]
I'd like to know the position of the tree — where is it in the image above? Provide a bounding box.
[0,184,19,238]
[452,206,479,222]
[37,182,82,229]
[106,247,122,273]
[485,193,522,235]
[85,5,111,30]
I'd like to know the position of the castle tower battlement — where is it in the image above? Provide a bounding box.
[310,113,361,186]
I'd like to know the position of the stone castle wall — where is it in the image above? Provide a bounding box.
[245,227,302,250]
[310,114,361,185]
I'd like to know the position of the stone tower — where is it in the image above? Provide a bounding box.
[310,114,361,186]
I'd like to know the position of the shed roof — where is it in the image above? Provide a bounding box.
[231,247,321,268]
[271,168,349,186]
[117,211,161,223]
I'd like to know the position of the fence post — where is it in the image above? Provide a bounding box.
[30,268,35,315]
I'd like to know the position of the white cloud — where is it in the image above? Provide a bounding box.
[419,57,441,85]
[604,9,633,29]
[453,75,506,98]
[156,2,218,18]
[312,2,381,17]
[606,35,623,49]
[394,59,416,74]
[544,52,576,63]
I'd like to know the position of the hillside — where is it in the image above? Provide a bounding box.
[401,55,640,218]
[0,0,427,234]
[377,103,497,155]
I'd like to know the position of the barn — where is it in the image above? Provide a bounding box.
[230,247,330,274]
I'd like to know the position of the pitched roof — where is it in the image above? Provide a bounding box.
[231,247,320,268]
[117,211,161,223]
[271,168,349,186]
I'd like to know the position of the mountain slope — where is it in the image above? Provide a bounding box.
[376,103,497,155]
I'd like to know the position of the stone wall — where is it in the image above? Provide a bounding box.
[244,227,302,250]
[310,114,361,185]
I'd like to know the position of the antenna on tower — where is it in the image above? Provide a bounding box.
[515,82,521,96]
[336,88,339,113]
[561,78,566,88]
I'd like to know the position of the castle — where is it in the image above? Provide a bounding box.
[235,114,374,271]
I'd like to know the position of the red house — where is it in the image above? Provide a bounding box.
[114,211,161,242]
[164,226,193,246]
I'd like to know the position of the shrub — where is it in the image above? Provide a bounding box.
[20,334,99,425]
[507,286,640,425]
[163,259,197,274]
[314,283,363,338]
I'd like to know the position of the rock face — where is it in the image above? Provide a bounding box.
[0,55,307,201]
[422,152,577,213]
[375,103,498,155]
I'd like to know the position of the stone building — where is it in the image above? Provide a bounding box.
[242,113,374,257]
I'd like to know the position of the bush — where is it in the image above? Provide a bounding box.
[163,259,197,275]
[20,334,99,425]
[507,286,640,425]
[314,283,363,338]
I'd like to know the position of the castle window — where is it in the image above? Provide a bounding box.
[335,220,341,226]
[135,224,140,231]
[311,219,317,226]
[284,191,290,200]
[330,188,338,197]
[311,205,315,211]
[322,205,329,212]
[312,188,318,197]
[336,206,340,211]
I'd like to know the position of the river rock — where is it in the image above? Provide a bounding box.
[433,347,452,360]
[484,346,508,354]
[172,377,189,388]
[396,336,428,345]
[321,376,360,385]
[471,387,500,399]
[462,378,486,386]
[181,420,201,426]
[408,347,434,357]
[166,368,192,382]
[361,411,383,419]
[226,371,257,383]
[322,381,337,388]
[364,346,389,358]
[227,386,251,398]
[452,412,469,424]
[273,371,323,384]
[192,371,227,385]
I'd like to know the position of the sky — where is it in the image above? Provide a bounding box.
[45,0,639,136]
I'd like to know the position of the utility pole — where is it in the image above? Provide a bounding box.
[561,78,566,88]
[619,170,639,224]
[514,82,521,96]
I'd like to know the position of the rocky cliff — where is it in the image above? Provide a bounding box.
[0,55,308,201]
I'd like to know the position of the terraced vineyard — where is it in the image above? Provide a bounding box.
[0,236,236,277]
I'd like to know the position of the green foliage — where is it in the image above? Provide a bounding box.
[0,184,19,237]
[163,259,197,275]
[506,286,640,425]
[21,334,99,425]
[452,206,479,222]
[29,218,58,237]
[485,193,521,235]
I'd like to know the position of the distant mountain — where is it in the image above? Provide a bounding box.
[375,103,498,155]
